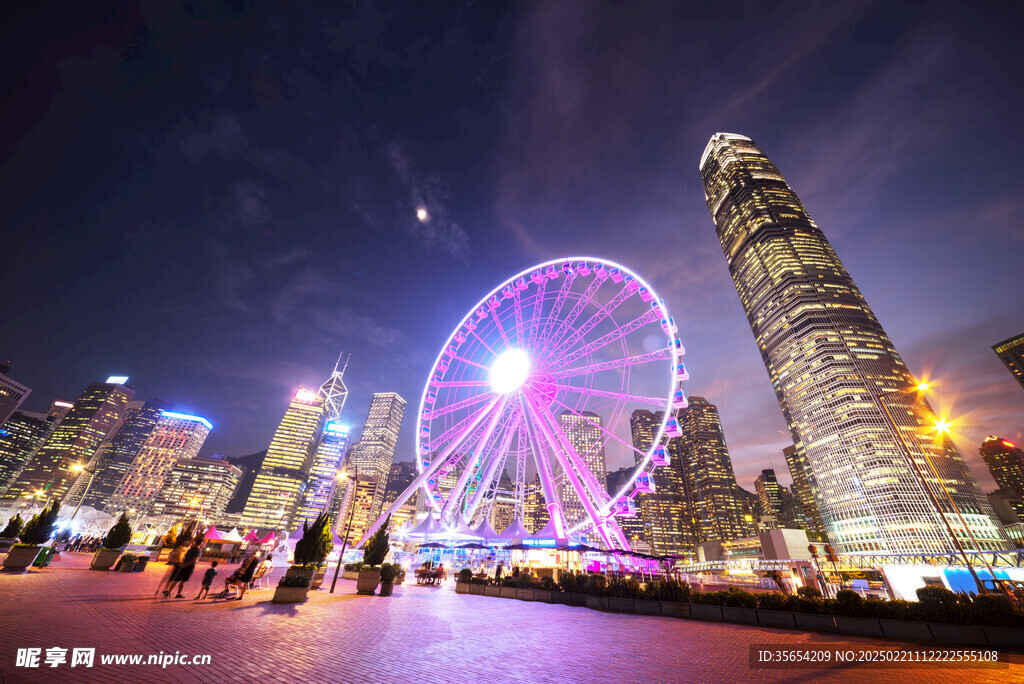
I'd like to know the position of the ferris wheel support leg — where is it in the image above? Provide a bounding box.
[440,397,507,520]
[355,395,503,548]
[519,395,569,539]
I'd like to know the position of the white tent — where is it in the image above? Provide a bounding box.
[524,518,565,543]
[470,518,500,543]
[495,518,531,542]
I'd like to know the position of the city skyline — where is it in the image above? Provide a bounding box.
[2,2,1022,498]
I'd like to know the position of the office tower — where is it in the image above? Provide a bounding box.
[630,409,693,555]
[297,421,350,527]
[993,334,1024,392]
[320,353,350,420]
[0,370,31,427]
[381,461,417,510]
[556,411,608,530]
[524,474,549,534]
[104,411,212,516]
[349,392,406,485]
[241,388,325,531]
[4,379,135,505]
[701,133,1006,553]
[755,468,784,526]
[149,455,242,523]
[606,466,648,547]
[224,450,267,513]
[489,489,516,535]
[980,436,1024,497]
[0,408,66,496]
[782,444,826,534]
[676,397,752,542]
[336,474,378,547]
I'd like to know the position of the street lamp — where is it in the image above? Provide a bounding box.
[878,382,988,594]
[66,464,98,525]
[330,468,358,594]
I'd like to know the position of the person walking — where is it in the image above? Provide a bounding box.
[166,540,201,598]
[195,561,219,600]
[494,562,504,584]
[156,543,187,597]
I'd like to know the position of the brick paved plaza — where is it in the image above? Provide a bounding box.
[0,553,1019,683]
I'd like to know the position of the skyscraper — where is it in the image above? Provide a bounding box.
[783,444,826,534]
[349,393,406,484]
[754,468,784,528]
[993,334,1024,392]
[296,421,350,527]
[676,397,752,543]
[0,370,31,427]
[630,409,693,555]
[980,436,1024,498]
[701,133,1006,553]
[241,387,325,531]
[104,411,212,517]
[149,454,242,524]
[557,411,607,530]
[4,379,135,505]
[0,407,67,496]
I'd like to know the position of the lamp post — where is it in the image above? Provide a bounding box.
[330,468,358,594]
[67,464,98,525]
[877,382,987,594]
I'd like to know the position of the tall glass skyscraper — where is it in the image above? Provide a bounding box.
[557,410,607,530]
[992,333,1024,393]
[700,133,1006,553]
[296,421,350,527]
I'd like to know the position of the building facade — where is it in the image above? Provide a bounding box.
[981,436,1024,498]
[556,410,608,530]
[630,409,693,555]
[0,410,63,498]
[0,370,31,428]
[701,133,1006,553]
[149,455,242,523]
[296,421,350,527]
[349,392,406,485]
[993,334,1024,392]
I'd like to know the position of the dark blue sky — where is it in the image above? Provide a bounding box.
[2,1,1022,490]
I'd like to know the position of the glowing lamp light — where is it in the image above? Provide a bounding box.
[1004,440,1016,448]
[294,388,318,403]
[53,401,74,408]
[490,348,530,394]
[325,422,349,434]
[70,464,85,472]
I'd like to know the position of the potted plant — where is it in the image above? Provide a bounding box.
[357,515,390,595]
[3,501,60,571]
[0,514,24,555]
[456,567,472,593]
[91,513,132,570]
[273,571,312,603]
[392,563,405,585]
[379,562,397,597]
[290,511,334,589]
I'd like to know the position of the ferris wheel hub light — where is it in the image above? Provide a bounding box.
[490,348,530,393]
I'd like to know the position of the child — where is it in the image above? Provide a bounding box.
[194,561,218,600]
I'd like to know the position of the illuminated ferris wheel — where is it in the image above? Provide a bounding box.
[364,258,688,551]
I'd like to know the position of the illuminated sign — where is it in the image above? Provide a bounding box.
[106,376,129,384]
[523,539,557,547]
[53,401,74,408]
[325,422,350,434]
[294,388,318,403]
[161,411,213,430]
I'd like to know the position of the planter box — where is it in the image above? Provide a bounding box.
[379,583,394,597]
[533,589,553,603]
[356,568,381,595]
[635,599,662,615]
[500,586,517,599]
[880,619,933,642]
[469,583,486,595]
[608,597,635,613]
[310,566,328,590]
[722,606,758,625]
[342,570,359,580]
[90,548,122,571]
[485,585,501,597]
[927,623,987,646]
[981,625,1024,647]
[286,566,316,579]
[272,586,309,604]
[515,587,534,601]
[570,592,587,606]
[455,582,470,594]
[549,592,571,605]
[660,601,690,619]
[2,546,42,571]
[756,609,797,629]
[793,613,837,633]
[689,603,724,621]
[157,548,172,562]
[835,616,884,638]
[586,595,610,611]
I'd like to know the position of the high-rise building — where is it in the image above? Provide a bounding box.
[336,474,379,547]
[149,454,242,523]
[296,421,350,527]
[104,411,212,517]
[980,436,1024,498]
[524,473,549,534]
[782,444,826,534]
[4,379,135,505]
[993,334,1024,392]
[676,397,752,543]
[224,450,267,514]
[755,468,784,529]
[630,409,693,555]
[556,411,607,530]
[349,392,406,485]
[701,133,1007,553]
[0,370,31,427]
[241,387,325,531]
[607,465,647,547]
[381,461,417,510]
[0,407,68,496]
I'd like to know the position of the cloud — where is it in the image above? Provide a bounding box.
[307,304,407,349]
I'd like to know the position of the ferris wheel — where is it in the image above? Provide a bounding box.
[362,258,688,552]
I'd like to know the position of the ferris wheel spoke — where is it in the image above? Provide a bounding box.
[548,348,673,380]
[464,409,522,522]
[550,307,663,370]
[441,396,508,519]
[425,396,502,453]
[543,275,603,358]
[518,394,568,538]
[468,329,499,357]
[526,278,548,351]
[548,393,653,464]
[448,355,493,373]
[512,287,525,347]
[553,382,666,408]
[426,390,495,420]
[553,280,634,356]
[433,379,490,389]
[536,271,576,351]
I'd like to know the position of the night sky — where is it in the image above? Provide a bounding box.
[3,1,1023,491]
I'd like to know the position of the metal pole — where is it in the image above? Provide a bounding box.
[330,469,358,594]
[878,390,987,594]
[67,468,97,525]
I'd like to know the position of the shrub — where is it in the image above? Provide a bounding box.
[539,575,555,590]
[915,586,970,624]
[971,593,1024,627]
[558,572,578,593]
[344,561,365,572]
[796,585,822,599]
[502,577,517,587]
[832,589,864,616]
[278,573,311,588]
[103,513,133,550]
[362,516,390,567]
[690,590,711,605]
[293,511,333,566]
[380,563,397,584]
[458,568,473,583]
[721,587,757,608]
[20,501,61,546]
[392,563,404,581]
[659,577,690,603]
[585,573,607,596]
[757,591,790,611]
[516,572,535,588]
[1,514,24,539]
[161,527,177,548]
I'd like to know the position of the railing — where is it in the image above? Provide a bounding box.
[674,549,1024,573]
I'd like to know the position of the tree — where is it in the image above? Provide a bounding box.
[294,511,334,566]
[103,513,133,549]
[1,514,24,539]
[161,526,177,548]
[362,515,391,567]
[19,501,61,545]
